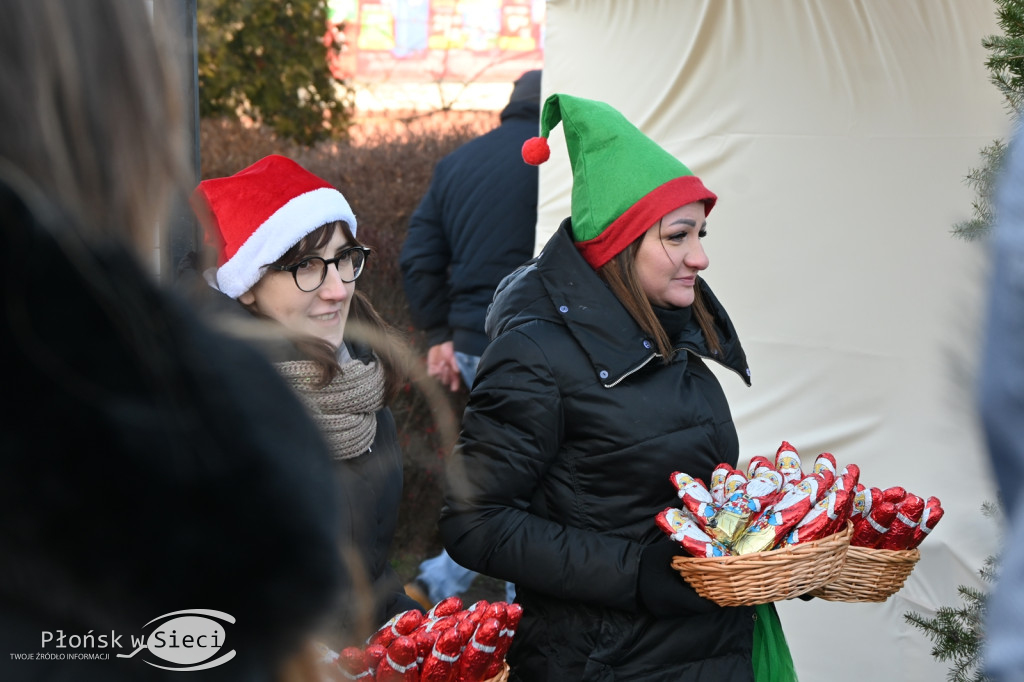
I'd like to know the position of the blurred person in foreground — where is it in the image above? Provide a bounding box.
[399,69,541,608]
[981,119,1024,682]
[0,2,346,680]
[188,154,423,639]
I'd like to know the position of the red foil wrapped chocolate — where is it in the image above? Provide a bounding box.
[877,494,925,550]
[375,636,419,682]
[908,496,944,549]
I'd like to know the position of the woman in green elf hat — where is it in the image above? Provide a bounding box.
[439,94,794,681]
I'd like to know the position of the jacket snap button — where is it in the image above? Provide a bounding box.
[559,305,569,313]
[599,370,609,379]
[643,339,652,349]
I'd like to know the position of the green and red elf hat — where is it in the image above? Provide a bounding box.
[522,94,717,270]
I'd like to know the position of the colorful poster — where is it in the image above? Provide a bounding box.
[337,0,542,82]
[498,0,534,51]
[357,2,396,50]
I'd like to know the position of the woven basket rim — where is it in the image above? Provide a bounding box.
[808,543,921,601]
[671,519,853,569]
[669,521,853,606]
[845,544,921,562]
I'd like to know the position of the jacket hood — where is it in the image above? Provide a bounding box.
[487,219,750,387]
[499,96,540,125]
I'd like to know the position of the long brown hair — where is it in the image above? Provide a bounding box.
[0,0,188,255]
[597,230,722,362]
[250,221,405,401]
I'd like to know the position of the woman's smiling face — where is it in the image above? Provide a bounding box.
[635,202,709,308]
[239,226,353,349]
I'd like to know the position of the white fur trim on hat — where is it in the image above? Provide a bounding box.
[216,187,356,298]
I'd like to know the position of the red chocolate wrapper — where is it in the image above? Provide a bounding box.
[746,470,784,504]
[368,609,424,648]
[338,646,371,680]
[813,470,836,503]
[852,485,881,519]
[656,507,729,557]
[671,472,714,503]
[673,472,718,532]
[783,467,856,546]
[877,494,925,550]
[908,496,944,549]
[416,614,457,636]
[851,500,898,548]
[415,629,440,666]
[454,619,477,648]
[821,465,859,537]
[453,618,502,682]
[724,470,748,499]
[364,643,386,674]
[725,470,788,553]
[707,489,762,546]
[376,636,419,682]
[813,452,837,477]
[419,626,463,682]
[731,476,817,554]
[746,456,775,480]
[482,602,507,630]
[775,441,803,484]
[463,600,490,626]
[426,596,464,620]
[484,603,522,678]
[881,486,907,505]
[710,463,734,505]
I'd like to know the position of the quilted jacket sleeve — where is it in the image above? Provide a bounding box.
[438,325,646,612]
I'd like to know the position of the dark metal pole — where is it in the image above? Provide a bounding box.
[154,0,201,283]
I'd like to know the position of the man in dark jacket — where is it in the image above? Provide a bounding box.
[400,69,541,394]
[399,70,540,607]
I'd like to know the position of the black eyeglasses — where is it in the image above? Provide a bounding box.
[271,246,371,292]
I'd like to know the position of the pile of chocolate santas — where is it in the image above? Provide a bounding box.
[320,597,521,681]
[656,441,944,557]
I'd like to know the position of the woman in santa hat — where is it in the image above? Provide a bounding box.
[190,155,423,643]
[438,95,795,681]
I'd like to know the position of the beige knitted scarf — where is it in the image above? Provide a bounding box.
[276,355,385,460]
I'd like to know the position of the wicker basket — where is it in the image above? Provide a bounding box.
[670,521,853,606]
[482,661,511,682]
[808,545,920,602]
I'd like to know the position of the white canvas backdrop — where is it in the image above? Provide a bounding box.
[538,1,1009,678]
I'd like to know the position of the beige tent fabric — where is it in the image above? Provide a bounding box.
[539,0,1008,678]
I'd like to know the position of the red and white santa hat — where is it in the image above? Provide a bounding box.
[191,154,357,298]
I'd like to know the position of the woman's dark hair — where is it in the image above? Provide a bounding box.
[253,220,404,401]
[598,226,722,362]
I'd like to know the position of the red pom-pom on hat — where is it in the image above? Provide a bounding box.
[522,136,550,165]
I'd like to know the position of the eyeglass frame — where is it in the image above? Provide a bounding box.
[269,245,372,292]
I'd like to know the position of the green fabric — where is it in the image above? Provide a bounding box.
[537,93,695,243]
[752,603,798,682]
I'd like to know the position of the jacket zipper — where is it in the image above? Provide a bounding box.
[603,348,747,388]
[603,352,660,388]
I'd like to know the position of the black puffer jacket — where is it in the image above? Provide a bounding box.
[439,221,756,681]
[399,97,539,356]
